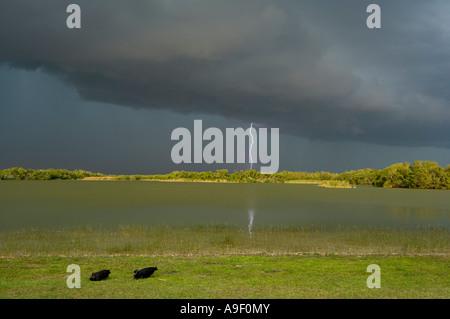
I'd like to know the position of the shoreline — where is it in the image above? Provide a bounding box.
[2,161,450,190]
[81,177,356,188]
[2,225,447,258]
[82,176,232,183]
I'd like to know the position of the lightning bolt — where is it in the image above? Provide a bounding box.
[249,123,254,170]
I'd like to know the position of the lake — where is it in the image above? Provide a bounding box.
[0,181,449,231]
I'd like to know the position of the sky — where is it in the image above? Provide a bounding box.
[1,0,450,174]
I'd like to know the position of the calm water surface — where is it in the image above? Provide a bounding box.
[0,181,449,231]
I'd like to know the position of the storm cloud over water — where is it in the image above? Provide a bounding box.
[1,0,450,150]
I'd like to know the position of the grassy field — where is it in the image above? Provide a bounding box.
[0,255,448,299]
[0,226,448,298]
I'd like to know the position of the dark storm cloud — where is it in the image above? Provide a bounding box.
[1,0,450,147]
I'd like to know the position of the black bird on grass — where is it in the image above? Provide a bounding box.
[90,270,111,281]
[134,267,158,279]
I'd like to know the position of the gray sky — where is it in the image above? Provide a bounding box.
[1,0,449,174]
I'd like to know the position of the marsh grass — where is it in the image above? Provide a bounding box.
[283,180,323,184]
[283,180,355,188]
[319,180,355,188]
[0,225,448,257]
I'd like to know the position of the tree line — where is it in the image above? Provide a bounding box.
[0,167,103,180]
[1,161,449,190]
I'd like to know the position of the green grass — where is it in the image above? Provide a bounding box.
[0,226,448,298]
[319,180,355,188]
[0,255,448,298]
[283,180,323,184]
[284,179,355,188]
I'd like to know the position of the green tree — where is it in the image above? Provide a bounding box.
[411,161,447,189]
[372,162,413,188]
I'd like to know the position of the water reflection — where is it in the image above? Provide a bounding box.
[248,209,255,237]
[387,206,449,222]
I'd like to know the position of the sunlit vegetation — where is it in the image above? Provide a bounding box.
[1,161,449,190]
[318,180,355,188]
[0,167,103,180]
[371,161,450,190]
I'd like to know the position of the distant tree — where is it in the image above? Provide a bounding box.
[375,162,413,188]
[410,161,447,189]
[215,169,229,180]
[338,168,379,185]
[0,168,103,180]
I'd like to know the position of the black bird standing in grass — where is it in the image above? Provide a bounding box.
[134,267,158,279]
[90,270,111,281]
